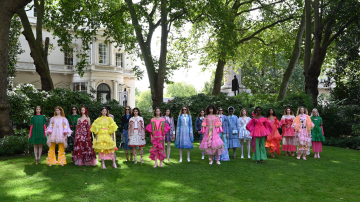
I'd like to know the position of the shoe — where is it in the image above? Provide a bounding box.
[216,160,221,165]
[38,159,41,163]
[296,156,301,160]
[260,160,264,163]
[303,156,307,160]
[187,158,190,162]
[160,161,163,167]
[318,154,321,158]
[248,154,251,159]
[233,156,236,159]
[241,155,244,159]
[141,158,144,163]
[113,162,117,168]
[179,159,182,163]
[209,160,213,165]
[271,154,275,158]
[154,161,158,168]
[291,153,295,156]
[134,159,137,164]
[201,156,204,160]
[286,152,289,156]
[314,155,317,158]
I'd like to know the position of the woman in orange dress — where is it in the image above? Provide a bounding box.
[265,108,282,157]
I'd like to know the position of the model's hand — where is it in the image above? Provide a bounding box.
[121,134,123,139]
[198,131,201,134]
[172,135,175,140]
[226,134,228,138]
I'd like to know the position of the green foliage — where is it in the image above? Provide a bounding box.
[0,129,30,156]
[165,82,197,98]
[324,137,360,150]
[136,90,153,111]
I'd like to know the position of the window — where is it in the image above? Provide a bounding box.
[73,82,87,93]
[34,7,37,17]
[116,53,123,67]
[64,48,74,66]
[98,43,108,64]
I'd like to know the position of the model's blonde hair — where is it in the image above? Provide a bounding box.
[239,108,249,117]
[53,106,65,117]
[311,108,320,117]
[284,107,294,115]
[179,106,191,116]
[296,106,306,116]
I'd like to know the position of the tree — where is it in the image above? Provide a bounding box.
[0,0,32,137]
[166,82,197,97]
[136,90,153,111]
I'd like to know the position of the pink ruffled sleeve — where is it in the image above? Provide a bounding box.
[62,118,73,137]
[321,126,324,135]
[246,118,256,132]
[29,125,33,138]
[163,122,171,135]
[200,118,207,133]
[263,119,273,133]
[43,125,47,137]
[46,118,54,134]
[214,117,223,133]
[145,123,153,134]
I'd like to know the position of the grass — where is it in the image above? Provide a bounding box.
[0,143,359,202]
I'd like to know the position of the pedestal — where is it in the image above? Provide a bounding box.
[220,65,251,96]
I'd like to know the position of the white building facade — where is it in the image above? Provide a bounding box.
[13,7,136,107]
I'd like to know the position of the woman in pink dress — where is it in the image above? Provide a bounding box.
[281,107,296,156]
[146,108,170,168]
[265,108,282,158]
[199,105,225,165]
[292,106,314,160]
[246,107,272,163]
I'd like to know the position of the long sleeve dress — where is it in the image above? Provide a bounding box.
[162,116,175,141]
[281,115,296,152]
[246,117,272,161]
[199,115,225,156]
[195,117,204,141]
[46,117,73,165]
[265,117,282,155]
[28,114,47,145]
[90,116,118,160]
[67,114,80,152]
[227,115,241,149]
[121,114,132,150]
[239,117,252,141]
[217,115,230,161]
[128,116,146,147]
[175,114,194,149]
[146,118,171,161]
[73,119,97,166]
[292,114,314,155]
[311,116,325,152]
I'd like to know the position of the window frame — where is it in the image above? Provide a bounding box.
[98,43,108,65]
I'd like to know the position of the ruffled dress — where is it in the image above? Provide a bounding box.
[281,116,296,152]
[265,117,282,155]
[90,116,118,160]
[162,116,175,141]
[146,118,170,161]
[238,117,251,141]
[73,119,98,166]
[311,116,325,152]
[246,117,272,154]
[46,117,72,148]
[128,116,146,147]
[292,114,314,155]
[199,115,225,156]
[28,115,47,145]
[175,114,194,149]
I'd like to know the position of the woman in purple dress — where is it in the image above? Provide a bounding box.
[162,108,175,162]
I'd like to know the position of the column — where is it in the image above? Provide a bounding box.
[113,80,118,101]
[109,43,113,66]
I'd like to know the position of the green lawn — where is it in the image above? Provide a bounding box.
[0,143,359,202]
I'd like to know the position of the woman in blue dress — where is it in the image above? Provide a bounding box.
[175,106,194,162]
[216,107,230,161]
[121,106,133,161]
[195,109,205,159]
[227,106,241,159]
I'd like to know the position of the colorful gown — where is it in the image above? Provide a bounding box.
[162,116,175,141]
[281,115,296,152]
[67,114,80,152]
[311,116,325,152]
[199,115,225,156]
[175,114,194,149]
[227,115,241,149]
[128,116,146,147]
[28,114,47,145]
[121,114,132,150]
[73,119,98,166]
[292,114,314,155]
[265,117,282,155]
[46,117,72,165]
[90,116,118,160]
[239,117,252,141]
[246,117,272,161]
[146,118,171,161]
[217,115,230,161]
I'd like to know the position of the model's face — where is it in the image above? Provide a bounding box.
[269,109,274,115]
[300,108,305,114]
[209,108,213,114]
[218,108,223,115]
[101,109,107,116]
[55,109,61,115]
[125,107,130,114]
[313,110,318,116]
[155,109,161,116]
[182,107,187,114]
[81,107,86,115]
[256,109,261,115]
[200,111,205,116]
[165,110,170,116]
[229,109,233,115]
[72,107,77,114]
[242,110,247,116]
[36,107,41,114]
[286,108,291,115]
[134,109,138,116]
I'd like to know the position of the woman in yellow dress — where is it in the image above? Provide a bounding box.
[91,107,118,169]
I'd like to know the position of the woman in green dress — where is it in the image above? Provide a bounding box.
[28,106,47,163]
[67,105,80,155]
[311,109,325,158]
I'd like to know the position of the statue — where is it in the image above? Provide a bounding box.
[122,88,128,106]
[232,75,240,96]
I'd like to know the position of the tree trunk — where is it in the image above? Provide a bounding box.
[277,12,305,101]
[303,0,312,75]
[17,7,54,91]
[0,0,31,137]
[212,52,227,95]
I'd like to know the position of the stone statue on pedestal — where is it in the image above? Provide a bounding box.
[221,65,251,96]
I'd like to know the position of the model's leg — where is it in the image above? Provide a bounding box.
[154,152,158,168]
[130,148,133,161]
[247,140,251,158]
[125,149,129,161]
[167,141,171,162]
[34,145,38,162]
[216,154,220,164]
[179,149,183,162]
[187,149,190,162]
[58,143,66,166]
[259,137,267,162]
[240,140,244,158]
[133,147,137,164]
[233,148,237,159]
[112,153,117,168]
[102,159,106,169]
[159,151,164,167]
[47,142,56,166]
[252,138,259,162]
[209,155,213,164]
[140,147,144,163]
[38,144,43,162]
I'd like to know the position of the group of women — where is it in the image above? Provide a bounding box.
[28,104,325,167]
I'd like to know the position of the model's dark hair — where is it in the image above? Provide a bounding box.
[284,107,294,115]
[153,107,162,117]
[198,109,205,117]
[164,108,172,118]
[33,106,43,115]
[70,105,80,115]
[255,106,262,112]
[99,107,109,117]
[105,105,111,111]
[205,105,217,115]
[132,107,142,116]
[266,108,276,117]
